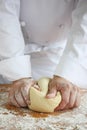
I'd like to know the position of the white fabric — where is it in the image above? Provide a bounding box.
[20,0,74,45]
[0,0,31,82]
[0,0,87,89]
[20,0,74,80]
[30,40,66,80]
[55,0,87,88]
[0,55,31,81]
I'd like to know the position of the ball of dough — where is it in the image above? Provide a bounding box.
[28,77,61,113]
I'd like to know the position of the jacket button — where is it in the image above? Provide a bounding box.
[20,21,26,27]
[58,24,64,29]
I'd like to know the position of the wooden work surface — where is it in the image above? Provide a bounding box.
[0,85,87,130]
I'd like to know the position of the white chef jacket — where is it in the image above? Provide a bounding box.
[0,0,87,88]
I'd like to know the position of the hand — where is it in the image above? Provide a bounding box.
[8,78,36,107]
[47,76,81,111]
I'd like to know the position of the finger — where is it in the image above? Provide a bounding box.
[14,88,27,107]
[33,84,40,90]
[8,90,20,107]
[55,86,70,111]
[21,85,30,105]
[74,90,81,108]
[46,85,57,98]
[64,87,77,109]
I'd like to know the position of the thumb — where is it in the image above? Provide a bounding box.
[46,86,57,98]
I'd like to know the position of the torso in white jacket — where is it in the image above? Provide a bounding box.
[20,0,76,79]
[0,0,87,88]
[20,0,74,45]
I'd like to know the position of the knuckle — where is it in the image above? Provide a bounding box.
[48,84,55,91]
[66,84,70,89]
[69,103,74,108]
[72,86,77,92]
[62,98,69,106]
[74,102,80,107]
[62,84,70,91]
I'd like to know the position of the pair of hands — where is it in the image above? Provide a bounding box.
[8,76,81,111]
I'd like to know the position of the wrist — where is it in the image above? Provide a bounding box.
[13,77,33,84]
[53,75,71,84]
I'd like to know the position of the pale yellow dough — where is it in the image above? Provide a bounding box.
[28,77,61,113]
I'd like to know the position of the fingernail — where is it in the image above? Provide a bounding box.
[46,93,55,98]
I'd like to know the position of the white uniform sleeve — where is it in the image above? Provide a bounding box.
[0,0,31,82]
[55,0,87,88]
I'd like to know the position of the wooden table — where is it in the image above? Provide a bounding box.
[0,85,87,130]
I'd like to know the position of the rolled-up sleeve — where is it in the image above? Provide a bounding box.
[55,0,87,88]
[0,0,31,83]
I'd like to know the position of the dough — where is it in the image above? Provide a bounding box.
[28,77,61,113]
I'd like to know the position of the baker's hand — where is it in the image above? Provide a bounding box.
[8,78,36,107]
[47,76,81,111]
